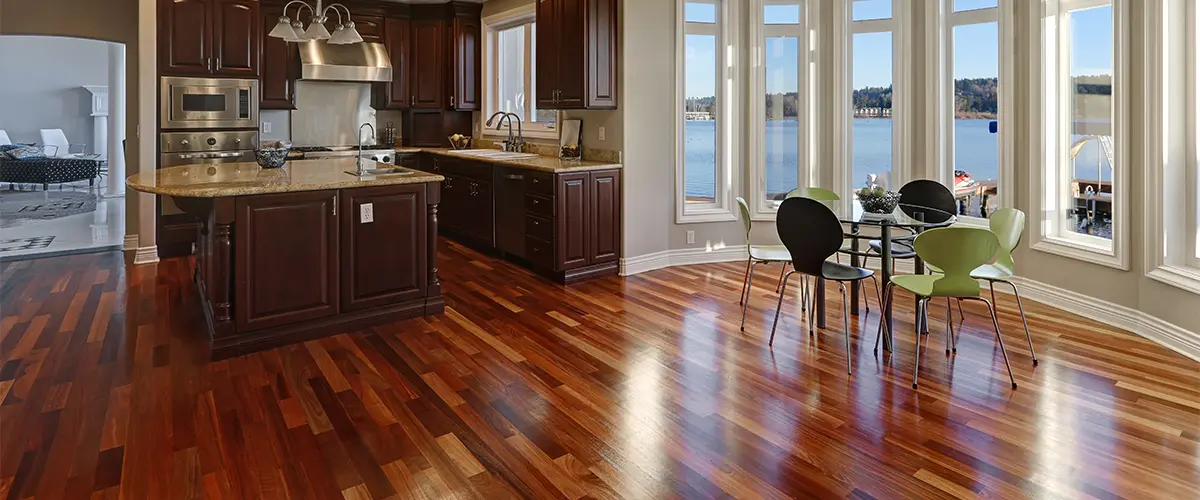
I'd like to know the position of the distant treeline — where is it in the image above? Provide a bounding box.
[683,75,1113,120]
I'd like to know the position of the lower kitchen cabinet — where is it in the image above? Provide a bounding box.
[339,184,428,311]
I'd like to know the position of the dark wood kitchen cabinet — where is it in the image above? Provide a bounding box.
[234,190,339,332]
[354,15,386,43]
[449,5,481,111]
[259,3,296,109]
[339,184,427,311]
[410,16,446,109]
[535,0,618,109]
[160,0,260,77]
[374,16,411,109]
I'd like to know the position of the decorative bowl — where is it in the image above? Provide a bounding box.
[448,135,472,150]
[255,147,290,169]
[859,190,900,214]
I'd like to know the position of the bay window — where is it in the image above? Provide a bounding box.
[1032,0,1127,268]
[747,0,811,219]
[483,9,557,139]
[677,0,738,222]
[843,0,906,205]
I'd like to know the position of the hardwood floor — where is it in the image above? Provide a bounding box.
[1,239,1197,499]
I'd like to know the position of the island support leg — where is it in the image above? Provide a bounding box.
[210,198,236,339]
[425,182,444,315]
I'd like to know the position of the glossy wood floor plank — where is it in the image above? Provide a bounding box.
[1,244,1197,499]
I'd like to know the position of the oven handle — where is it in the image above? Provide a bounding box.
[177,152,246,160]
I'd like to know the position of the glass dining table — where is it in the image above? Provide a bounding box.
[809,201,957,352]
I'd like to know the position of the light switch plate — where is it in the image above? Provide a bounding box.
[262,121,273,134]
[360,203,374,223]
[686,230,695,245]
[598,126,606,141]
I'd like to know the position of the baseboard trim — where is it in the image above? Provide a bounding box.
[123,234,138,251]
[132,246,159,265]
[619,249,1199,362]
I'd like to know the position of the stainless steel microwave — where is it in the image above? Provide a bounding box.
[160,76,259,129]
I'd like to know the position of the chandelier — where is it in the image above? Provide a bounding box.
[268,0,363,45]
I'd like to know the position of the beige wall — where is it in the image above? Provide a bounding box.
[0,0,154,250]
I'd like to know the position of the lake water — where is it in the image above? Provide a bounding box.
[683,118,1110,198]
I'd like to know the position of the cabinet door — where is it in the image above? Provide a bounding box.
[534,0,558,109]
[556,173,589,270]
[439,173,462,233]
[380,17,411,109]
[213,0,260,77]
[494,168,527,258]
[160,0,212,76]
[555,0,587,108]
[260,5,296,109]
[587,0,618,108]
[235,191,339,331]
[588,170,620,264]
[468,179,495,247]
[355,16,385,44]
[411,18,445,109]
[450,15,481,111]
[340,184,428,311]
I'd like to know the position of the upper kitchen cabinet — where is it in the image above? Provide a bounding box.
[409,15,445,109]
[449,3,482,111]
[160,0,260,78]
[260,3,296,109]
[354,15,386,44]
[536,0,618,110]
[374,16,411,109]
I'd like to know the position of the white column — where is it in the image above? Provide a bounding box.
[107,43,126,196]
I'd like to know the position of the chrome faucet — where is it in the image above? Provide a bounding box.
[356,122,376,175]
[485,112,525,152]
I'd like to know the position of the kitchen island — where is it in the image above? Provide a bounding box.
[127,159,445,359]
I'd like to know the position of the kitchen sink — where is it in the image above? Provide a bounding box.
[344,168,415,177]
[448,149,540,160]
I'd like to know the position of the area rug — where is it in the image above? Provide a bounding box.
[0,191,99,228]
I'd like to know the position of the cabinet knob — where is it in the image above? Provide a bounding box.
[533,199,539,205]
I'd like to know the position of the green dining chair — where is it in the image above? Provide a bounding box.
[737,197,797,331]
[928,208,1038,366]
[876,227,1018,390]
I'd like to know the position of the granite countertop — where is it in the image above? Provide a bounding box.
[407,148,622,173]
[126,158,444,198]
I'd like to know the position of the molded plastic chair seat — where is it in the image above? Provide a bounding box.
[821,261,874,282]
[889,274,981,298]
[748,245,791,262]
[926,262,1014,281]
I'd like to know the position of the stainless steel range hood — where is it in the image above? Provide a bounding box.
[298,41,392,83]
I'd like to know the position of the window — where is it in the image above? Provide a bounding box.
[747,0,810,218]
[1033,0,1126,268]
[677,0,738,222]
[944,0,1006,221]
[846,0,903,202]
[483,10,556,139]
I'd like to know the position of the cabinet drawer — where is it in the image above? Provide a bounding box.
[525,214,554,243]
[525,193,554,218]
[525,171,554,195]
[525,235,555,270]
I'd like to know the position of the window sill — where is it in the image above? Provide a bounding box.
[677,209,737,224]
[1032,235,1128,271]
[1147,265,1200,296]
[479,129,560,142]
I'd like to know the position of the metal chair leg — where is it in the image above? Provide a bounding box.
[809,277,819,336]
[738,257,753,306]
[775,263,788,293]
[1004,279,1038,366]
[769,271,795,346]
[956,299,964,321]
[874,282,895,354]
[840,282,852,375]
[740,262,760,331]
[944,297,956,355]
[800,274,808,313]
[973,297,1018,389]
[912,298,927,389]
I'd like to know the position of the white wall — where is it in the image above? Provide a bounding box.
[0,35,111,149]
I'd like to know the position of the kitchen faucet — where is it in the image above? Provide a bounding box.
[485,112,525,153]
[356,122,376,176]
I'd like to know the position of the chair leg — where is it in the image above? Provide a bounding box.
[945,297,956,354]
[740,262,760,331]
[839,282,852,375]
[912,298,926,389]
[975,297,1018,389]
[775,263,788,293]
[1004,280,1039,366]
[800,275,808,313]
[874,283,895,354]
[769,271,795,346]
[738,257,752,306]
[809,277,819,336]
[956,299,965,321]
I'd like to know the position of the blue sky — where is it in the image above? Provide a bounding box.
[684,1,1114,97]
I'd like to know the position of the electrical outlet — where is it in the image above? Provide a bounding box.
[686,230,695,245]
[262,121,272,134]
[598,126,606,141]
[360,203,374,224]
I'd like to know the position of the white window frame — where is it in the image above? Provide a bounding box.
[481,5,559,141]
[925,0,1014,228]
[747,0,813,220]
[1030,0,1129,270]
[834,0,910,214]
[676,0,740,223]
[1144,0,1200,294]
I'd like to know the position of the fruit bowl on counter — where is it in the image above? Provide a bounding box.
[448,134,472,150]
[255,141,292,169]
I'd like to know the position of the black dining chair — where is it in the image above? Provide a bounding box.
[865,180,957,260]
[770,197,882,374]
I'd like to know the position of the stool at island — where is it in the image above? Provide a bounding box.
[127,158,445,359]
